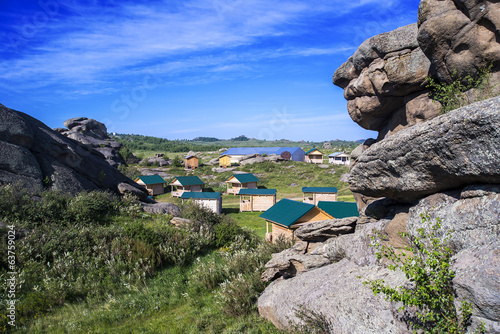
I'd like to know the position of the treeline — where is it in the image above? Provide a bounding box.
[113,134,222,152]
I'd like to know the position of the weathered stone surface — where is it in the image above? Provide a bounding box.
[407,185,500,253]
[0,103,148,197]
[261,241,332,282]
[294,217,357,242]
[349,97,500,201]
[452,242,500,333]
[59,117,132,167]
[314,219,389,266]
[117,182,147,201]
[417,0,500,83]
[333,24,441,139]
[258,259,411,333]
[141,202,180,216]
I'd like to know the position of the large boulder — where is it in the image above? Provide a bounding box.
[258,259,410,333]
[294,217,357,242]
[407,184,500,253]
[58,117,131,167]
[261,241,333,282]
[451,242,500,333]
[349,97,500,202]
[0,103,148,197]
[333,24,441,139]
[417,0,500,83]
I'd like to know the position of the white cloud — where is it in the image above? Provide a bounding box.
[0,0,410,91]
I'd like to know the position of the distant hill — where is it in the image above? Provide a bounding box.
[112,133,360,153]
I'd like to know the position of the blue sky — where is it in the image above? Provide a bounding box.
[0,0,421,141]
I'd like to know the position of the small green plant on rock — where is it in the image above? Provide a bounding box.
[426,63,495,114]
[364,214,484,334]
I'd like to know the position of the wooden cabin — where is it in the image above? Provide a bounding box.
[260,199,333,242]
[304,148,324,164]
[169,176,204,197]
[221,147,306,163]
[219,154,231,168]
[180,192,222,214]
[134,175,166,196]
[302,187,338,205]
[239,189,276,212]
[328,152,351,166]
[317,201,359,219]
[184,155,199,170]
[225,173,259,195]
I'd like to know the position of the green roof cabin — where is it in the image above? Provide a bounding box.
[317,201,359,219]
[169,176,204,197]
[239,189,276,212]
[304,148,324,164]
[225,173,259,195]
[180,192,222,214]
[302,187,338,205]
[134,175,167,196]
[260,199,333,242]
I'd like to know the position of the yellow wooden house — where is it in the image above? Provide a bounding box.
[219,154,231,168]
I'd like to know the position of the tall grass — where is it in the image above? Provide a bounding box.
[0,185,291,333]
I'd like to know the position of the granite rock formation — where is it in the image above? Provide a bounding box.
[349,97,500,202]
[333,23,441,139]
[0,104,147,199]
[58,117,129,168]
[259,1,500,332]
[417,0,500,83]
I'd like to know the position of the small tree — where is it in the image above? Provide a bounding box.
[364,214,483,334]
[172,155,183,167]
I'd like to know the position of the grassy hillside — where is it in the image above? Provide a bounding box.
[0,186,292,333]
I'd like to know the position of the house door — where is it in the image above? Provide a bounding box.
[241,199,252,211]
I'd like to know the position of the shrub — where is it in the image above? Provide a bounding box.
[179,201,225,227]
[172,155,183,167]
[364,214,483,334]
[426,63,496,113]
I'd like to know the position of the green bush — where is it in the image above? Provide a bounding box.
[172,155,183,167]
[426,63,496,113]
[364,214,483,334]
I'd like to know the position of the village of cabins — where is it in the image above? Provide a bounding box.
[134,147,355,242]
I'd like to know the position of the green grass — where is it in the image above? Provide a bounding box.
[226,211,267,240]
[26,258,283,334]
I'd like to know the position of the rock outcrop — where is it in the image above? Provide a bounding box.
[58,117,131,168]
[349,96,500,202]
[417,0,500,83]
[259,259,410,333]
[333,23,441,139]
[259,1,500,332]
[0,104,147,198]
